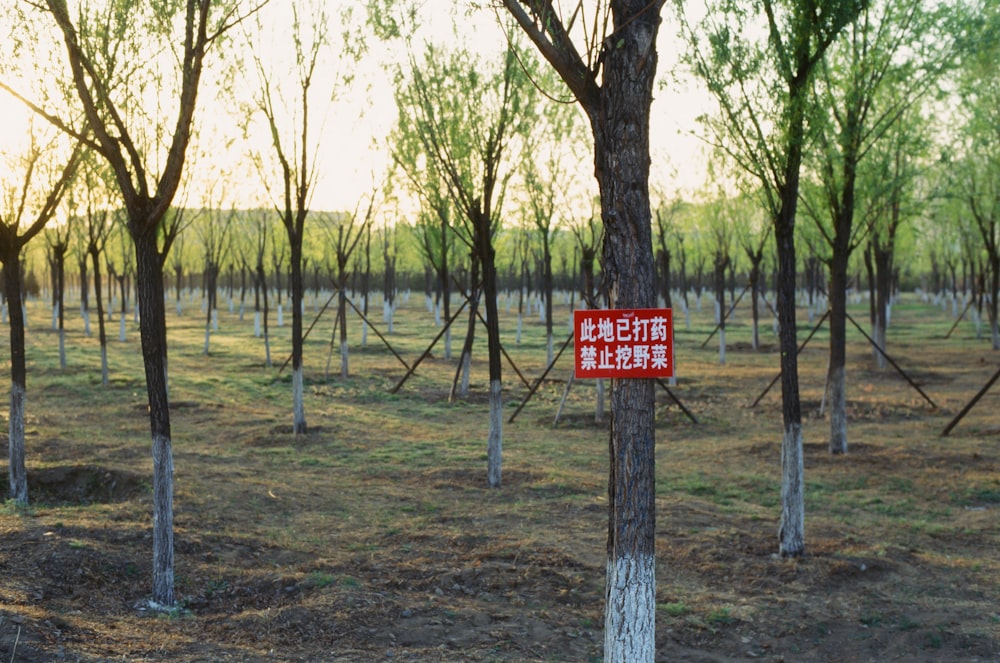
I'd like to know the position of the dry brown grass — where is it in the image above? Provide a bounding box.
[0,290,997,662]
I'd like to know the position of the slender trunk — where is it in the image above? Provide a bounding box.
[715,253,727,365]
[338,270,349,378]
[3,256,28,504]
[91,250,109,385]
[874,243,892,369]
[748,256,762,350]
[55,249,66,369]
[256,264,271,368]
[543,237,554,366]
[203,264,214,355]
[775,104,806,557]
[290,238,306,433]
[990,254,1000,350]
[828,255,849,455]
[776,215,804,556]
[478,217,503,489]
[132,234,174,607]
[453,260,479,401]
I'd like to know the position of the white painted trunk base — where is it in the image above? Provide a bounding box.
[604,553,656,662]
[292,366,306,433]
[779,422,805,556]
[459,354,471,398]
[8,383,27,503]
[829,365,847,454]
[487,379,502,488]
[151,431,175,606]
[100,345,109,386]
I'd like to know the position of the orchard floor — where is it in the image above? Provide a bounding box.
[0,292,998,662]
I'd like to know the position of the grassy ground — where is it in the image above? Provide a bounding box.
[0,287,997,662]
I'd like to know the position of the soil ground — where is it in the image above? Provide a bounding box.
[0,289,997,662]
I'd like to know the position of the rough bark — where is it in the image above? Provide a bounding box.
[828,251,849,455]
[480,217,503,488]
[591,7,660,660]
[604,554,656,660]
[90,250,110,385]
[776,196,805,556]
[290,237,306,433]
[3,257,28,504]
[132,234,174,607]
[502,2,662,658]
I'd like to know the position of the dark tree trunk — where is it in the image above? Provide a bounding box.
[131,232,174,608]
[90,249,110,385]
[826,128,860,455]
[586,5,660,658]
[53,244,68,369]
[2,255,28,504]
[452,255,479,401]
[338,264,349,378]
[289,236,306,433]
[714,251,729,364]
[477,214,503,489]
[775,89,806,557]
[745,246,764,350]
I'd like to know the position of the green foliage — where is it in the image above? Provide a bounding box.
[658,601,690,617]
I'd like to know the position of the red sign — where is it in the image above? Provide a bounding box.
[574,308,674,379]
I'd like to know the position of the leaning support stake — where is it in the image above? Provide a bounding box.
[473,307,532,390]
[509,331,574,423]
[845,312,937,409]
[655,378,699,424]
[700,284,748,349]
[390,300,469,394]
[278,289,339,375]
[553,373,575,427]
[944,298,974,340]
[344,295,410,371]
[941,365,1000,436]
[749,310,830,408]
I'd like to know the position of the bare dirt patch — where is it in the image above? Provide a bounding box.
[0,297,998,661]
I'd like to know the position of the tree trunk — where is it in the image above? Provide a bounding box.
[828,254,849,455]
[453,259,479,401]
[3,256,28,504]
[747,252,763,350]
[338,282,349,378]
[132,234,174,607]
[542,236,554,366]
[256,263,271,368]
[290,239,306,434]
[715,252,728,365]
[989,254,999,350]
[775,214,804,557]
[203,263,216,355]
[91,250,110,386]
[588,6,660,659]
[873,241,893,369]
[480,229,503,488]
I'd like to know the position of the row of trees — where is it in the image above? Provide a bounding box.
[1,0,996,659]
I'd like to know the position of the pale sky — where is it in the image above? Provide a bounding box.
[0,3,713,220]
